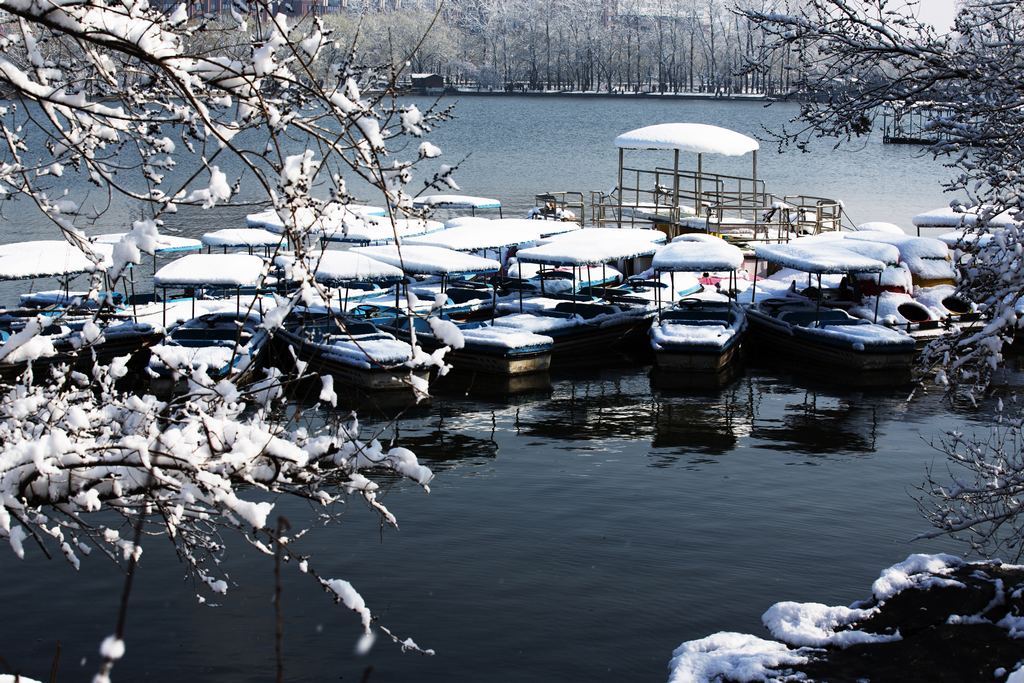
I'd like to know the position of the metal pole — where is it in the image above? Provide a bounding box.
[672,148,680,234]
[696,153,703,216]
[617,147,624,230]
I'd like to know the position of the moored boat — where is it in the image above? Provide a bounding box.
[747,242,916,373]
[648,235,748,373]
[372,309,553,376]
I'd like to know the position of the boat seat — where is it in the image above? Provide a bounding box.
[662,310,731,323]
[778,310,855,326]
[553,302,617,319]
[446,288,491,304]
[172,328,247,342]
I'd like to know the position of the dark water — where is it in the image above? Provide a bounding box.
[0,365,985,682]
[0,97,979,681]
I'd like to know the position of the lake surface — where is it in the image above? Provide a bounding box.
[0,96,982,682]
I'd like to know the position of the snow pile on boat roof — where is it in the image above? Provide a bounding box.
[405,221,546,251]
[653,235,744,271]
[518,228,664,265]
[845,232,954,279]
[154,253,266,288]
[246,205,386,234]
[351,245,501,275]
[310,250,404,284]
[413,194,501,209]
[846,231,949,258]
[0,240,100,280]
[325,216,444,244]
[445,216,580,237]
[615,123,759,156]
[754,241,896,273]
[853,221,905,234]
[912,206,1019,228]
[94,232,202,253]
[201,228,285,248]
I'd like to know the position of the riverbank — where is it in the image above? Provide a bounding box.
[422,88,773,102]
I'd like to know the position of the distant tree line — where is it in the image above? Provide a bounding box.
[318,0,796,96]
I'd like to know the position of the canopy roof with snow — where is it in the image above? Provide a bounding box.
[845,231,949,259]
[93,232,202,254]
[351,245,501,276]
[517,228,665,266]
[310,251,404,285]
[614,123,759,156]
[246,205,388,234]
[412,194,502,210]
[912,206,1019,229]
[154,253,265,288]
[405,222,547,251]
[754,241,898,274]
[323,217,444,244]
[0,240,104,280]
[445,216,581,238]
[653,236,744,272]
[201,228,285,248]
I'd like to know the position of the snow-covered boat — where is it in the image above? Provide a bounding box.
[412,193,503,218]
[148,311,268,388]
[201,228,286,256]
[747,242,916,372]
[491,297,655,360]
[152,253,269,326]
[0,315,161,382]
[273,313,431,392]
[648,235,748,372]
[245,204,387,236]
[0,240,160,379]
[372,310,553,376]
[350,245,502,319]
[321,215,445,245]
[489,229,664,361]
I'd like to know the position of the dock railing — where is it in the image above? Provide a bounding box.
[534,191,586,224]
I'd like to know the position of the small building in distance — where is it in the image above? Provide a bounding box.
[411,73,445,94]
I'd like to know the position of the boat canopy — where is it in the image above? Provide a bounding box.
[323,216,444,244]
[912,206,1018,229]
[154,253,265,288]
[413,194,501,210]
[0,240,101,280]
[845,231,949,259]
[94,232,202,254]
[614,123,759,156]
[754,241,898,274]
[653,235,744,272]
[201,228,285,248]
[246,205,387,234]
[351,245,501,276]
[405,222,546,251]
[517,228,665,266]
[445,216,581,238]
[308,251,404,285]
[852,221,905,234]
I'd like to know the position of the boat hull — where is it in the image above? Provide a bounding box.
[271,330,427,392]
[654,340,742,373]
[748,309,915,372]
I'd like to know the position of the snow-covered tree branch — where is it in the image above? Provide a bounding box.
[0,0,458,677]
